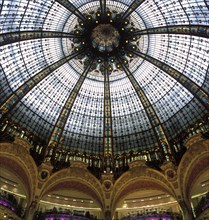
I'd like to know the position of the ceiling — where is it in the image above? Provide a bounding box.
[0,0,208,155]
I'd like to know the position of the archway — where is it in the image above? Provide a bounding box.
[0,142,38,204]
[115,189,181,220]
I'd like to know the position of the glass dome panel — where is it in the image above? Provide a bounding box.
[0,0,208,156]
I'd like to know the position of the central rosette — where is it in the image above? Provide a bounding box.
[91,24,120,53]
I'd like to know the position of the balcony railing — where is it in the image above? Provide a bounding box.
[194,192,209,217]
[121,211,182,220]
[0,115,208,179]
[0,191,24,218]
[34,209,97,220]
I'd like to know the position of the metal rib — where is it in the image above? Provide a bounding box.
[121,0,145,20]
[103,65,114,170]
[0,31,83,46]
[56,0,88,23]
[128,49,209,111]
[100,0,107,18]
[0,50,84,114]
[48,57,95,147]
[117,55,174,159]
[130,25,209,38]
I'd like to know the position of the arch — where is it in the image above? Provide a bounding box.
[190,168,209,198]
[185,154,209,201]
[114,178,174,206]
[111,165,177,214]
[178,138,209,204]
[0,157,30,196]
[0,141,38,204]
[40,167,105,208]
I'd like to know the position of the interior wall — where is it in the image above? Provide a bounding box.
[115,190,181,219]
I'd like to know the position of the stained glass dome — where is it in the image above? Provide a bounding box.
[0,0,208,162]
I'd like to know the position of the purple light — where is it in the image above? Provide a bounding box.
[147,218,159,220]
[0,199,10,208]
[44,216,91,220]
[135,217,172,220]
[0,198,17,215]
